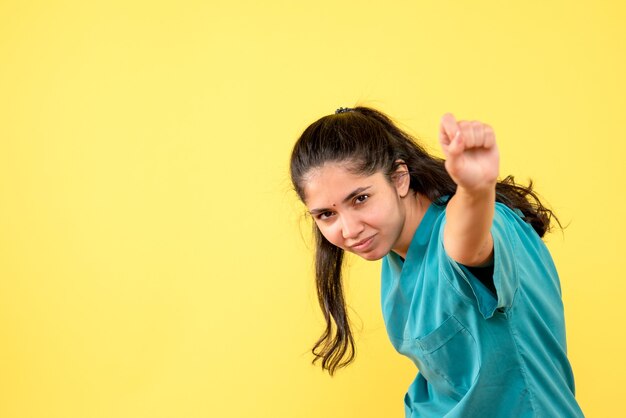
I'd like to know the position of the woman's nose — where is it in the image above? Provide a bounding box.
[341,215,364,239]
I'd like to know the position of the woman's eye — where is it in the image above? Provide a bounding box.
[355,194,369,204]
[318,211,334,220]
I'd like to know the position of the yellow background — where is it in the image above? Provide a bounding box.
[1,1,624,417]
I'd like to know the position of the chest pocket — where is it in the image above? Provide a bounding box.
[415,315,481,400]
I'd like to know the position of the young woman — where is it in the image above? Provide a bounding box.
[289,107,584,417]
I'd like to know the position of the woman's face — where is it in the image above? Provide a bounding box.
[303,163,408,261]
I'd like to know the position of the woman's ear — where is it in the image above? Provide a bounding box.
[392,160,411,198]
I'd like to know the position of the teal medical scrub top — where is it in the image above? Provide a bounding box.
[381,201,584,417]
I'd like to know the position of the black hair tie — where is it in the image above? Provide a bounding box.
[335,107,353,114]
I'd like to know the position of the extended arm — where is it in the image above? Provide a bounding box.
[439,113,499,267]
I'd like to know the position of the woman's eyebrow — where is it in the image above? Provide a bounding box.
[309,185,372,215]
[342,186,372,203]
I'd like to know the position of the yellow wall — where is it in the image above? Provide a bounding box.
[1,1,623,417]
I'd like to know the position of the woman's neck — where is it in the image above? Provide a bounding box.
[392,193,431,259]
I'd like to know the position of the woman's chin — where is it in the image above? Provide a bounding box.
[353,249,385,261]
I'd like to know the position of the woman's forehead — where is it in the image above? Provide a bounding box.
[303,163,384,205]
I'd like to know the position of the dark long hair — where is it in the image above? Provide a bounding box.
[289,107,558,375]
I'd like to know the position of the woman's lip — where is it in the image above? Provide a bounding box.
[351,235,375,251]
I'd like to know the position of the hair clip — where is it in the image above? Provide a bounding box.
[335,107,353,114]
